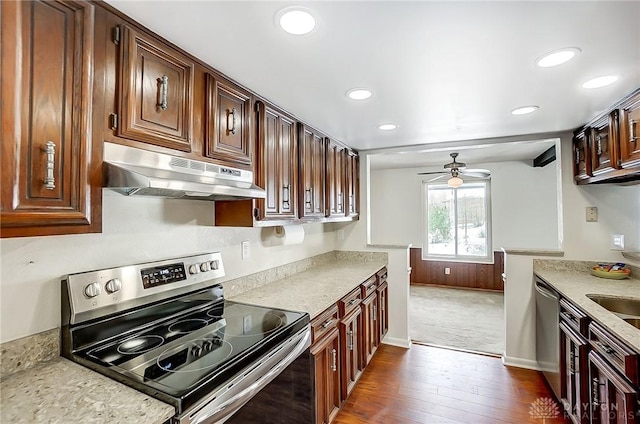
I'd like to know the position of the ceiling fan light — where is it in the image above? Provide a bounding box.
[448,176,463,188]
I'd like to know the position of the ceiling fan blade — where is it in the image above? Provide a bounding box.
[417,171,447,175]
[461,169,491,178]
[427,175,446,182]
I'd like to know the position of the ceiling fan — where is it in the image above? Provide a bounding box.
[418,153,491,188]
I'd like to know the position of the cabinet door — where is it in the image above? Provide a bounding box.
[326,140,346,217]
[619,98,640,168]
[590,113,620,176]
[1,0,97,236]
[117,24,194,152]
[311,328,341,424]
[255,101,297,221]
[345,150,360,218]
[377,280,389,342]
[339,308,362,402]
[361,293,378,369]
[299,124,326,219]
[205,74,253,166]
[589,351,638,424]
[560,322,590,424]
[573,131,592,182]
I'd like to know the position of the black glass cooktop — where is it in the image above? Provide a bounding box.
[73,286,308,406]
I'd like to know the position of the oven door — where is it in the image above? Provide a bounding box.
[176,326,311,424]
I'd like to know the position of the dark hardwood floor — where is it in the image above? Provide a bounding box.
[335,343,571,424]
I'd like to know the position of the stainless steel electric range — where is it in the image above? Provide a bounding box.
[61,252,313,424]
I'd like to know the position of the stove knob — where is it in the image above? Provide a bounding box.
[192,345,203,357]
[209,260,219,270]
[188,264,199,275]
[105,278,122,294]
[84,282,101,298]
[199,262,210,272]
[202,340,213,351]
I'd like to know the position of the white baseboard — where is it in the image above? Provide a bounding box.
[502,356,539,370]
[381,336,411,349]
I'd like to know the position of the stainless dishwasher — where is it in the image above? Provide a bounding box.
[535,277,560,400]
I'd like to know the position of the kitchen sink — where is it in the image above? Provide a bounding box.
[586,295,640,317]
[624,318,640,329]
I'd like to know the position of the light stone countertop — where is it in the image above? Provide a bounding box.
[229,260,388,318]
[1,358,175,424]
[534,260,640,352]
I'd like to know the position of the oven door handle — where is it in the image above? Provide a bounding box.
[190,329,311,424]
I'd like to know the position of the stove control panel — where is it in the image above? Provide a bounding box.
[64,252,225,325]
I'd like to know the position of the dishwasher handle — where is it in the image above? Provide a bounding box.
[535,281,558,301]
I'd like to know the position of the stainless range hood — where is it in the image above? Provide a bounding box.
[103,142,266,201]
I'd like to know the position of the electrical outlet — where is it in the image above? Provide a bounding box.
[241,240,250,259]
[444,267,451,275]
[610,234,625,251]
[586,207,598,222]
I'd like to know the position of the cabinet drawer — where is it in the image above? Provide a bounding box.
[377,267,388,283]
[588,322,639,385]
[338,288,362,318]
[360,276,377,298]
[310,304,339,344]
[560,298,589,336]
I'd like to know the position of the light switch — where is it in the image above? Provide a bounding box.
[241,240,250,259]
[444,267,451,275]
[586,207,598,222]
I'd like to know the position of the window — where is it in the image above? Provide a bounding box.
[422,180,492,262]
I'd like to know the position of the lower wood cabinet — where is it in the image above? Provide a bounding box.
[588,351,639,424]
[311,327,341,424]
[339,307,362,401]
[560,321,590,424]
[361,292,378,369]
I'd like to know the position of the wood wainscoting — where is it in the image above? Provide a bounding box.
[410,247,504,292]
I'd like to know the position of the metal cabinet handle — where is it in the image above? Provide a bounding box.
[282,185,290,207]
[592,377,604,407]
[595,341,615,355]
[43,141,56,190]
[575,148,580,165]
[158,75,168,110]
[373,305,377,321]
[331,348,337,372]
[630,119,638,142]
[348,298,358,306]
[305,189,312,207]
[337,193,343,210]
[350,194,354,213]
[596,135,603,156]
[348,330,354,351]
[321,319,334,329]
[226,108,237,135]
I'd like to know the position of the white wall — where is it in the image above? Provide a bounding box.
[0,192,337,343]
[503,133,640,367]
[370,158,560,251]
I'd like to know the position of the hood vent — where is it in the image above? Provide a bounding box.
[103,142,266,201]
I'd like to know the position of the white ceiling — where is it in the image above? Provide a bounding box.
[107,1,640,164]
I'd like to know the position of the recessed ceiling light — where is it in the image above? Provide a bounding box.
[278,8,316,35]
[511,106,539,115]
[346,88,373,100]
[536,47,581,68]
[378,123,397,131]
[582,75,618,89]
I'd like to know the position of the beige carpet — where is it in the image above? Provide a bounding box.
[410,285,504,355]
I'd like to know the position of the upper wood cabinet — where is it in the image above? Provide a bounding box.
[573,130,592,183]
[116,24,194,152]
[298,124,327,220]
[255,100,297,221]
[1,0,101,238]
[205,73,253,167]
[345,149,360,218]
[572,88,640,184]
[589,112,619,177]
[618,93,640,169]
[326,139,347,218]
